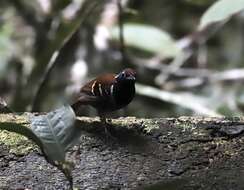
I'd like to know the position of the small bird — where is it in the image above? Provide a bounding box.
[71,68,136,123]
[0,97,12,114]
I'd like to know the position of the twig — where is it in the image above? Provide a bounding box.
[155,50,192,85]
[210,69,244,82]
[164,77,206,89]
[158,68,244,90]
[130,54,211,78]
[131,52,244,84]
[197,39,208,68]
[136,83,222,117]
[117,0,126,63]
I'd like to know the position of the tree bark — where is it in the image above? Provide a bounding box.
[1,114,244,190]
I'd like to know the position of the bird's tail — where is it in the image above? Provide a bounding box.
[71,101,85,115]
[71,94,95,115]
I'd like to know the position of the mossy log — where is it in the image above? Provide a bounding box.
[1,113,244,189]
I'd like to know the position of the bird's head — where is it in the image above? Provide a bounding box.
[115,68,136,82]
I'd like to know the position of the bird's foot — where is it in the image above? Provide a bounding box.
[70,145,81,162]
[102,120,116,141]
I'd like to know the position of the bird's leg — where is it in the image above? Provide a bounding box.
[98,112,115,139]
[70,145,81,162]
[99,112,109,133]
[100,114,107,125]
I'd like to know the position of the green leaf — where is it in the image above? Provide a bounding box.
[30,106,79,162]
[0,106,78,187]
[0,121,44,153]
[110,24,181,58]
[199,0,244,30]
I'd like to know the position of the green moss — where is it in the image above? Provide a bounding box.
[0,130,37,155]
[0,114,38,155]
[110,117,159,133]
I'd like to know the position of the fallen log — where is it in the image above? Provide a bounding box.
[1,114,244,190]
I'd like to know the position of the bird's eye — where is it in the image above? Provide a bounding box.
[115,71,127,80]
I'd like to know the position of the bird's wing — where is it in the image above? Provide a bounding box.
[80,73,116,97]
[72,73,117,113]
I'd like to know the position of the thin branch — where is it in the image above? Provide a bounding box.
[197,39,208,68]
[164,78,206,89]
[117,0,126,63]
[130,54,211,78]
[155,50,192,85]
[210,69,244,82]
[131,52,244,84]
[136,83,222,117]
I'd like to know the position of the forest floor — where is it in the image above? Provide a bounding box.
[1,116,244,190]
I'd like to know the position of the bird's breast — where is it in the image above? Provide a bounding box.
[113,81,135,109]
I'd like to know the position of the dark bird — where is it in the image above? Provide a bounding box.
[71,68,136,123]
[0,97,12,114]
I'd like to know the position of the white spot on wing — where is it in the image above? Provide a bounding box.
[104,88,109,96]
[99,83,103,96]
[110,84,114,96]
[91,81,97,96]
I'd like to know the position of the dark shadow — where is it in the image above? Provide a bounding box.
[136,178,196,190]
[75,120,152,153]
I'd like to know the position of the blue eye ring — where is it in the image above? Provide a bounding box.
[121,72,126,78]
[115,72,126,80]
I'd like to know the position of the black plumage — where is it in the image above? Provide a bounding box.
[71,68,136,121]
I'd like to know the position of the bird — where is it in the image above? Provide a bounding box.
[71,68,136,124]
[0,97,12,114]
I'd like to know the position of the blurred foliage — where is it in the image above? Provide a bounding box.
[1,0,244,117]
[111,24,181,58]
[0,23,13,78]
[183,0,215,6]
